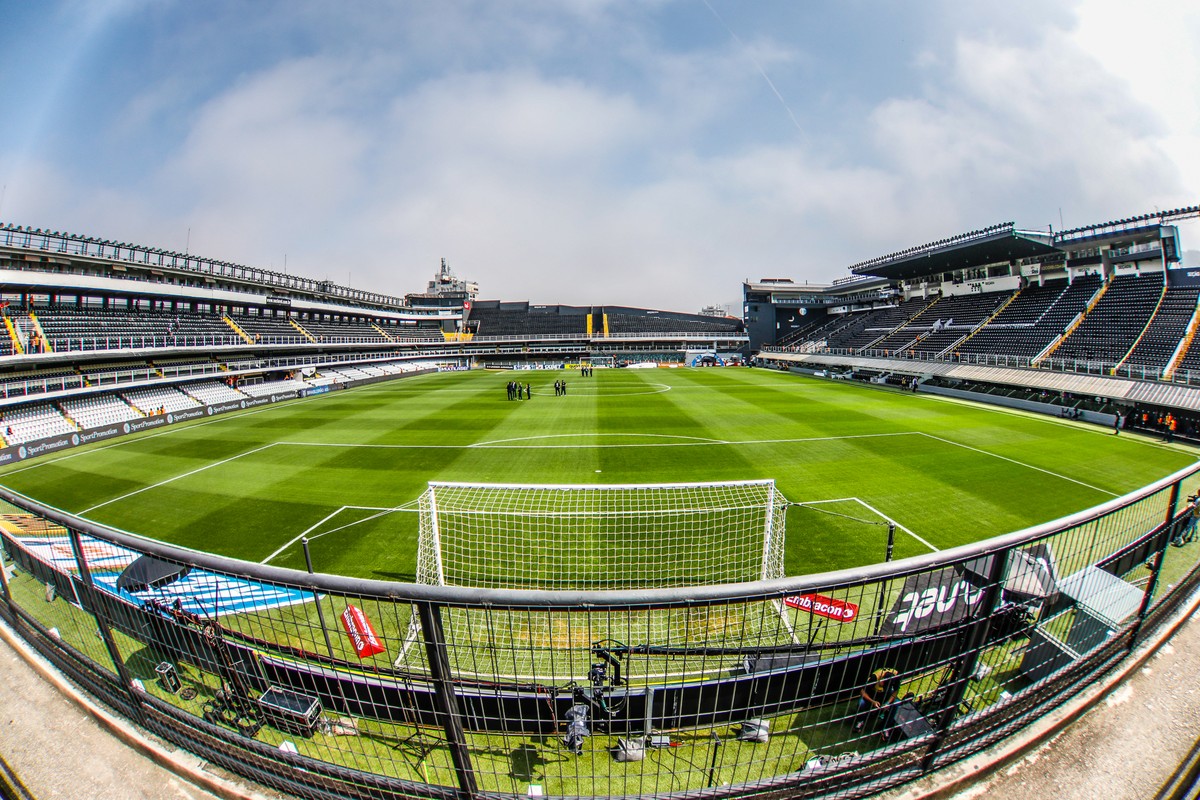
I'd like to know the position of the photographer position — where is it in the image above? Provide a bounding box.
[1173,491,1200,548]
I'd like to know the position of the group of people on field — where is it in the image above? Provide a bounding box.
[506,365,599,400]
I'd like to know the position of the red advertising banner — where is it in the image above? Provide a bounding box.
[340,604,387,658]
[784,593,859,623]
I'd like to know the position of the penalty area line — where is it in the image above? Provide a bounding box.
[261,506,349,565]
[793,496,938,553]
[261,503,421,565]
[851,497,939,553]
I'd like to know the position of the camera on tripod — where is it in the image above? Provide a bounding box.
[587,662,608,689]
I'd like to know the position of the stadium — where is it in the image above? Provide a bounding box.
[0,207,1198,800]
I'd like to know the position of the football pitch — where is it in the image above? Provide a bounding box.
[0,366,1193,583]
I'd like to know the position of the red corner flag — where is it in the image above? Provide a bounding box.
[340,604,386,658]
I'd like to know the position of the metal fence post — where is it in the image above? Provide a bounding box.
[920,549,1008,773]
[67,528,146,725]
[1127,480,1184,652]
[417,601,479,799]
[0,537,23,633]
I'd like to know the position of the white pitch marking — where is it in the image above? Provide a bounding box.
[918,432,1119,497]
[262,504,421,565]
[77,442,277,515]
[851,497,940,553]
[261,506,349,565]
[792,496,865,506]
[279,431,919,450]
[793,496,938,553]
[470,432,730,447]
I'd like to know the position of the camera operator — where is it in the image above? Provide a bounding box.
[1173,490,1200,547]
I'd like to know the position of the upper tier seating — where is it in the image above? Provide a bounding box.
[956,277,1100,359]
[1122,285,1200,371]
[35,307,238,351]
[820,299,930,351]
[468,303,588,336]
[606,312,742,335]
[297,318,391,343]
[1051,274,1164,364]
[234,315,308,342]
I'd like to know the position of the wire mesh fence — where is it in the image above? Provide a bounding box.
[0,464,1198,800]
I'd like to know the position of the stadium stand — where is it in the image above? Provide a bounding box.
[773,313,839,348]
[820,299,928,351]
[239,377,309,397]
[180,380,248,405]
[121,385,203,414]
[59,394,142,428]
[1168,326,1200,378]
[605,309,742,335]
[467,302,589,336]
[297,318,392,343]
[955,276,1101,359]
[34,306,237,351]
[1050,274,1164,363]
[830,297,931,350]
[910,291,1014,354]
[0,368,85,399]
[1122,285,1200,371]
[0,403,76,444]
[234,314,307,343]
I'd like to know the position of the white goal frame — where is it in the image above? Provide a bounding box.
[414,479,788,591]
[398,479,796,671]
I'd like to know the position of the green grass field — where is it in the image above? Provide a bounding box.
[3,366,1196,796]
[0,366,1193,580]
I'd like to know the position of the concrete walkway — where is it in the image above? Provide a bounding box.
[0,598,1198,800]
[0,623,278,800]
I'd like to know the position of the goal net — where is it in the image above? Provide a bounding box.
[399,480,797,681]
[415,480,787,591]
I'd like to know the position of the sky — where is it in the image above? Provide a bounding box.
[0,0,1197,314]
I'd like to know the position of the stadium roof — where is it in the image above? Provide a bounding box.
[849,223,1059,280]
[1053,204,1200,246]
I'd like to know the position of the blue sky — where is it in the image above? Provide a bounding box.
[1,0,1197,312]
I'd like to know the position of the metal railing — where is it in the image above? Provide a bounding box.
[0,460,1198,800]
[761,345,1197,386]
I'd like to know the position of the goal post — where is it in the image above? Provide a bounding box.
[401,479,796,677]
[415,480,788,591]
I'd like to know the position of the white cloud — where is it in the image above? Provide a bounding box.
[3,2,1198,312]
[867,17,1190,236]
[1069,0,1200,204]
